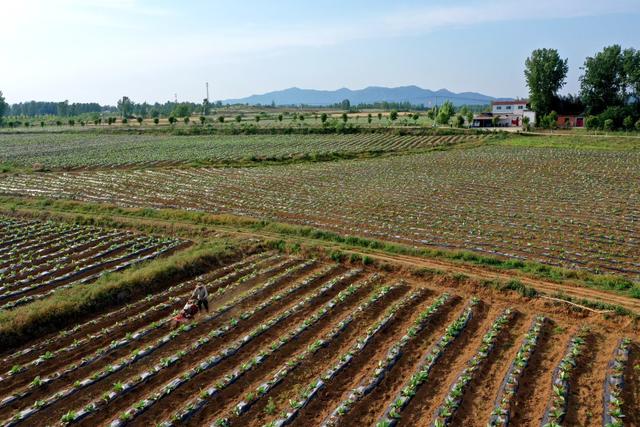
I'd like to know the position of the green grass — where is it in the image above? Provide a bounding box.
[491,134,640,151]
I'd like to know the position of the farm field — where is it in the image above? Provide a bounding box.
[0,250,636,427]
[0,133,486,170]
[0,215,186,311]
[2,144,638,282]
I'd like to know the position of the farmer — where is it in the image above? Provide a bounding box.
[191,283,209,312]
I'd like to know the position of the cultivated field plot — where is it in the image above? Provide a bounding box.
[0,133,485,170]
[0,215,186,311]
[0,251,636,427]
[2,145,639,280]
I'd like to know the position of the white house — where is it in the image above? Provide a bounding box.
[472,100,536,128]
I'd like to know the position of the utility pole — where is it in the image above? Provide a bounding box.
[206,82,210,103]
[174,93,178,103]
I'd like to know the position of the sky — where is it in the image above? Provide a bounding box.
[2,0,640,105]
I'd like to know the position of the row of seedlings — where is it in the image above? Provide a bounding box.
[137,276,391,426]
[318,293,452,425]
[429,308,515,426]
[0,257,310,409]
[487,315,546,426]
[0,236,151,295]
[0,230,129,284]
[539,329,588,427]
[0,258,318,424]
[602,338,632,427]
[103,269,368,426]
[0,238,184,310]
[196,281,405,427]
[375,298,480,427]
[272,293,451,426]
[58,268,361,425]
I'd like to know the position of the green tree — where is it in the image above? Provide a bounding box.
[299,114,305,122]
[436,101,455,125]
[277,114,283,122]
[623,48,640,105]
[168,116,177,125]
[235,115,242,123]
[320,113,328,124]
[367,113,372,124]
[377,112,382,121]
[585,115,599,130]
[218,116,225,123]
[202,98,211,116]
[117,96,132,118]
[453,114,464,128]
[340,99,350,111]
[200,116,206,124]
[465,111,473,125]
[183,116,190,124]
[0,91,7,125]
[580,45,626,114]
[255,115,260,123]
[412,113,420,122]
[389,110,398,121]
[491,115,500,127]
[68,119,75,126]
[137,117,143,125]
[623,115,634,130]
[121,118,128,124]
[172,103,191,118]
[522,116,531,131]
[341,112,348,123]
[635,118,640,131]
[153,117,160,125]
[524,48,568,117]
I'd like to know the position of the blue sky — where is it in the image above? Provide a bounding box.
[2,0,640,104]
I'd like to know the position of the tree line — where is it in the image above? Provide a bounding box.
[525,45,640,130]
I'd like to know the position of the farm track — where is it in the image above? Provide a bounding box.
[0,255,634,426]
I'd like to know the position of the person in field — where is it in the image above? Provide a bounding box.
[191,283,209,312]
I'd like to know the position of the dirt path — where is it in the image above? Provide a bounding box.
[6,204,640,316]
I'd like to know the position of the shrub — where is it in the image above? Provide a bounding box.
[636,119,640,131]
[153,117,159,125]
[390,110,398,121]
[121,118,128,124]
[183,117,190,124]
[218,116,224,123]
[603,118,614,131]
[585,115,599,130]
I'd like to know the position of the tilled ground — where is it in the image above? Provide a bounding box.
[0,251,637,427]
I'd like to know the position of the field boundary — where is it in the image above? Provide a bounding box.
[1,197,639,318]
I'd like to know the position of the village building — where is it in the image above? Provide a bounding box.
[472,100,536,128]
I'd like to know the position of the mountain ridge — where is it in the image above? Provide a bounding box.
[222,85,512,106]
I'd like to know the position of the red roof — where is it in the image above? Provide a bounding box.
[491,100,528,105]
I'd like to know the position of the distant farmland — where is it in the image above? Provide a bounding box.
[2,145,638,281]
[0,133,486,170]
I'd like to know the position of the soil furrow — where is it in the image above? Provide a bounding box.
[286,288,436,427]
[339,296,463,425]
[450,312,530,426]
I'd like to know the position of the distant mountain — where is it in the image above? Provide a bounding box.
[222,85,508,107]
